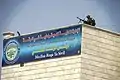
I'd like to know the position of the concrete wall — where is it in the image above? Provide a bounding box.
[81,24,120,80]
[1,52,81,80]
[1,24,120,80]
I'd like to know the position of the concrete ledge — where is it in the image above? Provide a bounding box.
[83,24,120,36]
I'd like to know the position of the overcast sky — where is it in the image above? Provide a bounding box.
[0,0,120,77]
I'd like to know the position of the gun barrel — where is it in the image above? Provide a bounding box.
[77,17,83,20]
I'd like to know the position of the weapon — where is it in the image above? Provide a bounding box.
[77,17,88,24]
[76,17,85,23]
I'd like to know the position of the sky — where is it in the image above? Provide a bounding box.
[0,0,120,78]
[1,0,120,34]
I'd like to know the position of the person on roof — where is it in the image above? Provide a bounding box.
[84,15,96,26]
[77,15,96,26]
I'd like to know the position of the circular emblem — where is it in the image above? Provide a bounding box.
[4,40,20,64]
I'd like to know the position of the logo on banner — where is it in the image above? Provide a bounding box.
[4,40,20,64]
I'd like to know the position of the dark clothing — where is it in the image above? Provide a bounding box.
[77,16,96,26]
[91,18,96,26]
[84,18,96,26]
[84,18,92,25]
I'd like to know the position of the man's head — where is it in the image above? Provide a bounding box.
[86,15,90,19]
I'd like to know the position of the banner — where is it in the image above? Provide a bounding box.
[2,25,82,67]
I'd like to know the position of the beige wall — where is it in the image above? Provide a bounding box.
[1,52,81,80]
[1,24,120,80]
[81,24,120,80]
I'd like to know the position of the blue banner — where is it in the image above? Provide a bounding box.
[2,25,82,67]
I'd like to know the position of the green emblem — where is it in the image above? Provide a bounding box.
[6,45,18,61]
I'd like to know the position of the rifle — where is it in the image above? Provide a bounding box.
[77,17,87,24]
[77,17,85,23]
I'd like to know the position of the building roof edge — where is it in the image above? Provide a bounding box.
[82,24,120,36]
